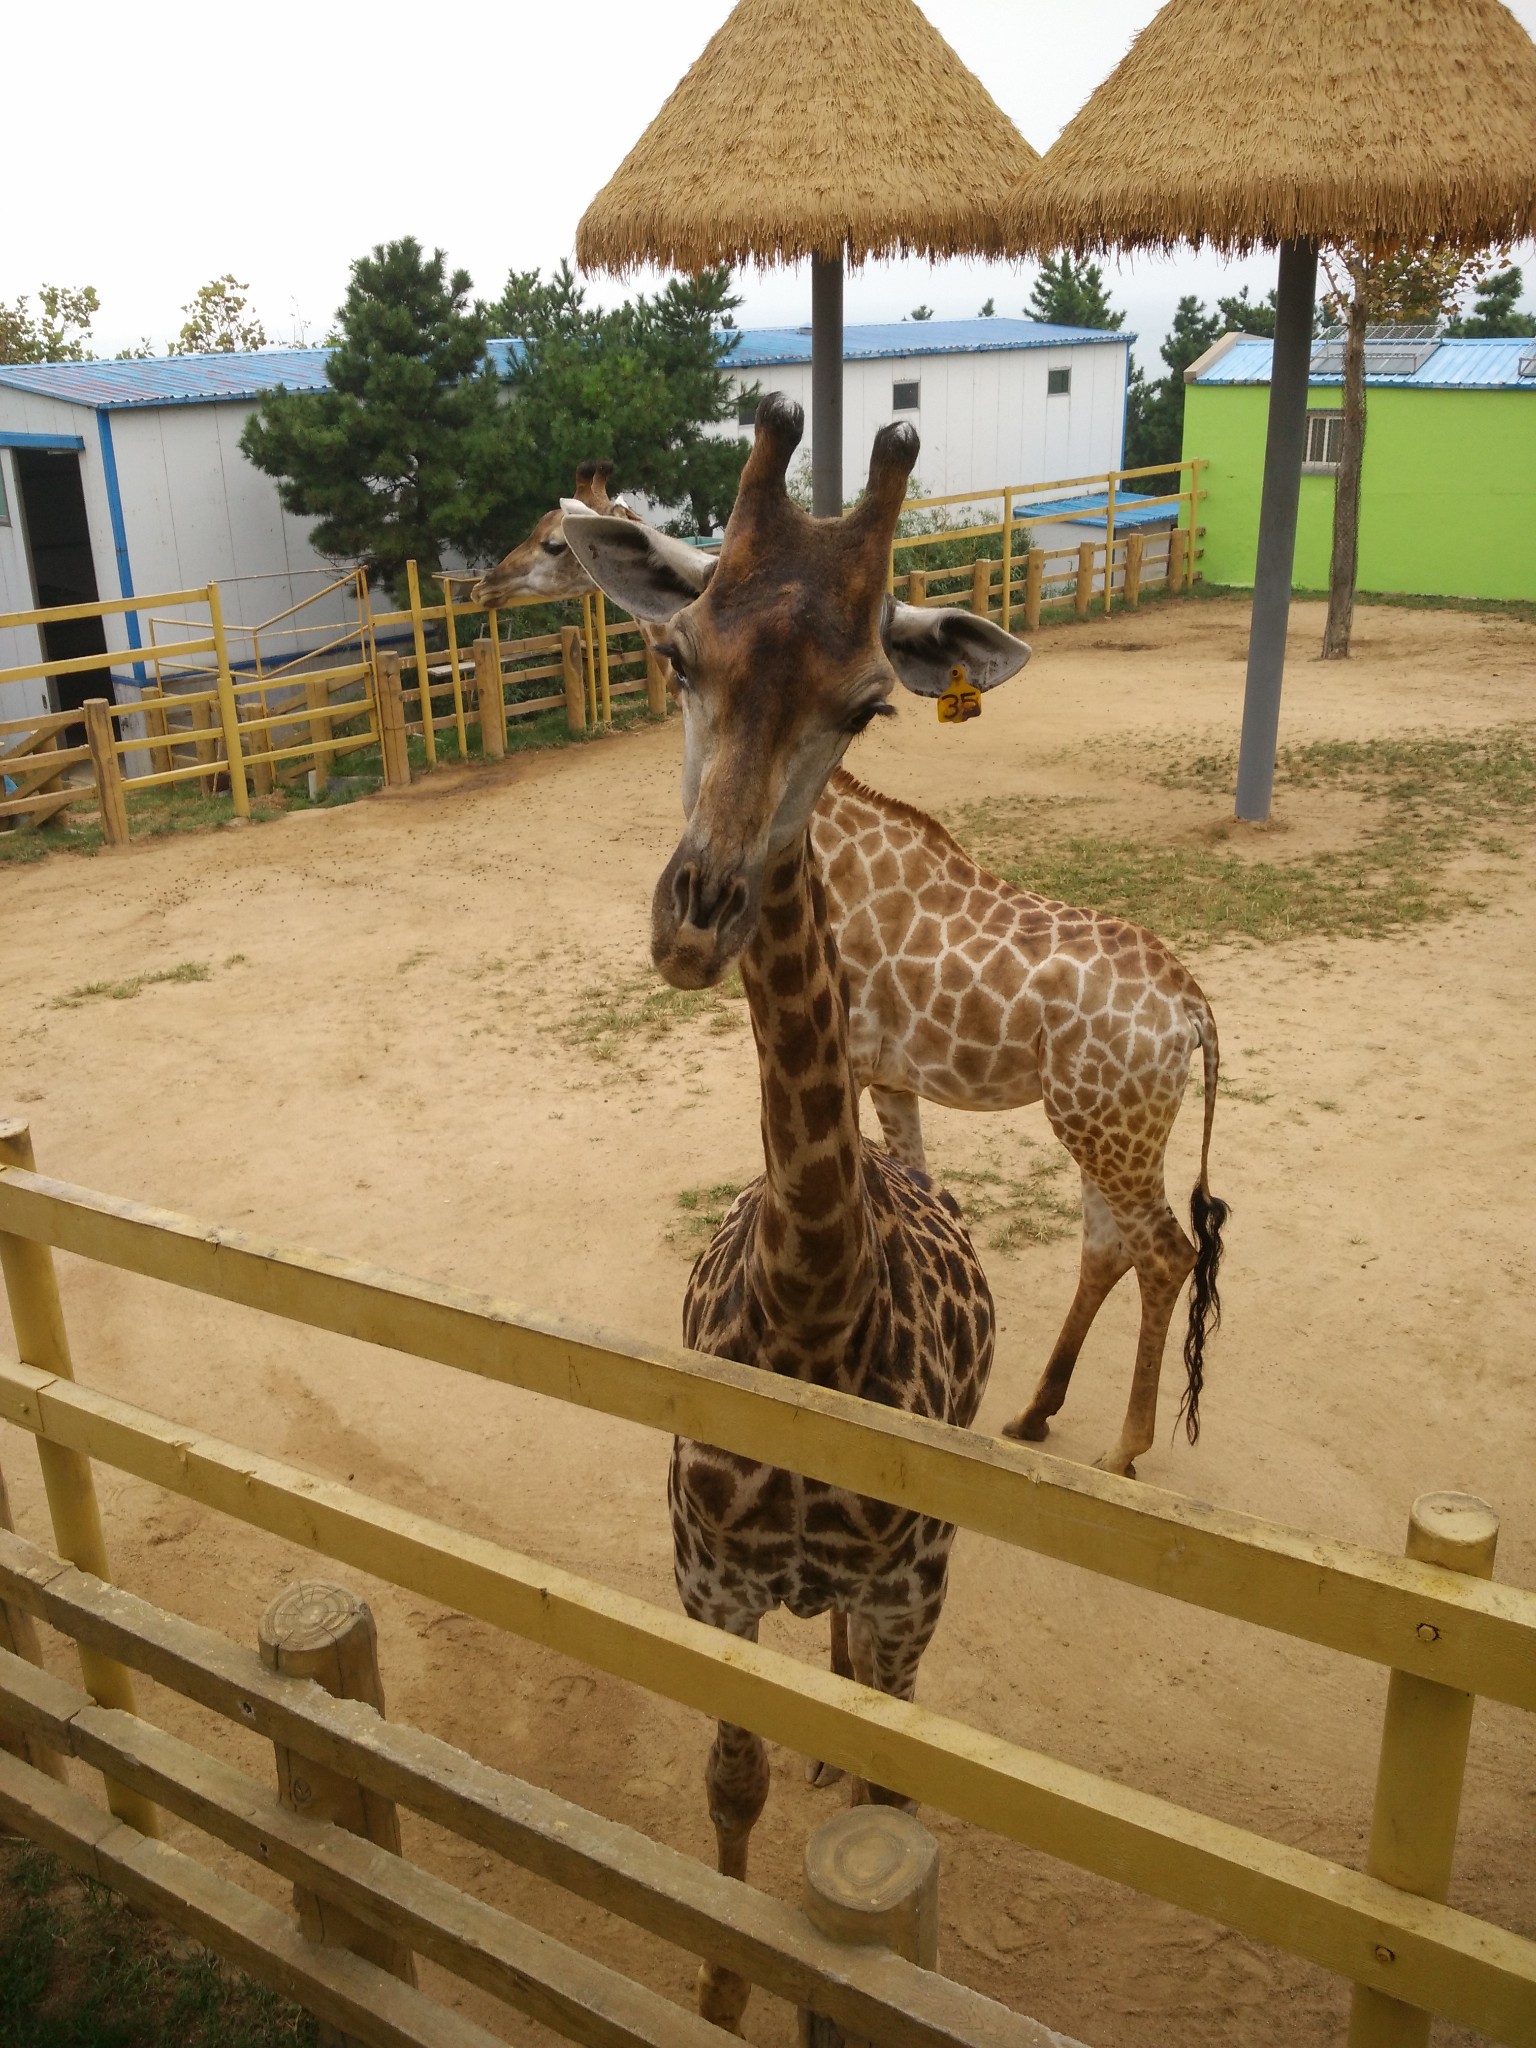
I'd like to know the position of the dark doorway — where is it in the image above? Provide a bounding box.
[14,448,113,726]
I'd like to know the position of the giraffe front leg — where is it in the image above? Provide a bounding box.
[869,1085,928,1173]
[694,1611,770,2033]
[1004,1176,1131,1442]
[805,1609,850,1789]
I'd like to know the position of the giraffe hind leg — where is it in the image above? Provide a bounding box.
[1004,1174,1132,1443]
[805,1608,850,1789]
[848,1597,942,1810]
[1093,1200,1196,1479]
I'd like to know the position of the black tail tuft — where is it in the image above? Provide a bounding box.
[1178,1183,1230,1446]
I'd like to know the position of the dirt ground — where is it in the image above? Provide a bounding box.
[1,594,1533,2047]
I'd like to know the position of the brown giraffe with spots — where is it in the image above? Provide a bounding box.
[564,398,1030,2035]
[482,473,1228,1478]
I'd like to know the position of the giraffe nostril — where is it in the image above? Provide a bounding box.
[673,864,696,926]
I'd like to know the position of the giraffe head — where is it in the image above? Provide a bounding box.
[468,461,641,607]
[564,395,1031,989]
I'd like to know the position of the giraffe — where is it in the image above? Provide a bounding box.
[562,397,1030,2035]
[484,470,1230,1480]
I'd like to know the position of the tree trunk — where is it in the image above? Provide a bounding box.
[1322,287,1368,660]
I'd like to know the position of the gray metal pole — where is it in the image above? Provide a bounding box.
[1234,238,1319,822]
[811,252,844,518]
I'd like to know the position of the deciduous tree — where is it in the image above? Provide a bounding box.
[170,276,268,354]
[0,285,99,364]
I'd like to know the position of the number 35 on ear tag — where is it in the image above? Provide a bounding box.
[937,664,981,725]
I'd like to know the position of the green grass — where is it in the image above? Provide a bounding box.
[670,1180,751,1248]
[950,727,1536,948]
[0,1840,317,2048]
[50,960,213,1009]
[573,967,748,1060]
[938,1148,1080,1253]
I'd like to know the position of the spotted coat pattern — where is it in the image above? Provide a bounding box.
[811,768,1221,1477]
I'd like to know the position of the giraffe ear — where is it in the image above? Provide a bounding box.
[562,512,717,623]
[881,603,1031,698]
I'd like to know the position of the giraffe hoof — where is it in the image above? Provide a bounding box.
[1093,1451,1137,1478]
[805,1758,846,1789]
[1003,1412,1051,1443]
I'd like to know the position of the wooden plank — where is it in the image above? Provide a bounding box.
[0,1527,1063,2048]
[0,708,75,743]
[0,1654,729,2048]
[0,587,208,633]
[0,788,80,826]
[0,1370,1533,2041]
[0,1168,1528,1712]
[0,1747,507,2048]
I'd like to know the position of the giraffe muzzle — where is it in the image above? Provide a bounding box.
[652,855,754,989]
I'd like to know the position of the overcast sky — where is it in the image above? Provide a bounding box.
[8,0,1536,365]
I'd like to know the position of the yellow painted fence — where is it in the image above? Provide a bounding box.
[0,1123,1531,2046]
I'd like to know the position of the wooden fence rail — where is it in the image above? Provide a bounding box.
[0,1528,1070,2048]
[0,1139,1532,2043]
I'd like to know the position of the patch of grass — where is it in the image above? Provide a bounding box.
[50,960,212,1009]
[939,1149,1080,1253]
[670,1180,750,1248]
[0,1840,317,2047]
[573,967,747,1060]
[951,728,1536,948]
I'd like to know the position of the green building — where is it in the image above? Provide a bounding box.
[1182,333,1536,602]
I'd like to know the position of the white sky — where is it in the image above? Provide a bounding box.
[7,0,1536,367]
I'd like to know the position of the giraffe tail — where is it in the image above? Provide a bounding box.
[1179,1006,1229,1447]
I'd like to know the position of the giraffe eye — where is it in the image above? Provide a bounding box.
[847,701,894,736]
[541,539,567,556]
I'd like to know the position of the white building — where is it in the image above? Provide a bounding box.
[717,318,1132,503]
[0,317,1132,722]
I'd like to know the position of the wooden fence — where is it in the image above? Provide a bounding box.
[0,1119,1532,2045]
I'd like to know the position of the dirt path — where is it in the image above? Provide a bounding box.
[2,596,1533,2046]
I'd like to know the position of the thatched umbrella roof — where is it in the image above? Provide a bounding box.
[577,0,1037,274]
[1006,0,1536,254]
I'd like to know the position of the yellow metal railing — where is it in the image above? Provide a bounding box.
[0,1144,1531,2045]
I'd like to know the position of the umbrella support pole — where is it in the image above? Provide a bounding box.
[1234,237,1318,823]
[811,252,844,518]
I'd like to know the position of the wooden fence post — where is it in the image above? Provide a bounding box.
[594,591,613,728]
[1125,530,1145,611]
[1074,541,1096,619]
[259,1579,417,2032]
[374,652,411,788]
[238,696,274,798]
[797,1806,939,2048]
[560,627,587,736]
[969,557,992,618]
[1024,547,1044,632]
[140,684,173,777]
[305,678,334,797]
[0,1461,67,1784]
[404,559,436,768]
[1168,528,1188,591]
[644,643,670,718]
[207,582,250,819]
[0,1119,157,1835]
[83,700,129,847]
[906,568,927,606]
[472,639,506,760]
[1347,1494,1499,2048]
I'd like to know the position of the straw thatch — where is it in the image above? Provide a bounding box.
[1006,0,1536,254]
[577,0,1037,273]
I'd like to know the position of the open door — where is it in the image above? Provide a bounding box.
[14,447,113,728]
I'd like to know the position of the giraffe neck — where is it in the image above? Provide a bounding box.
[737,832,875,1331]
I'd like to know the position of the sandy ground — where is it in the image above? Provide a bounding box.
[1,595,1533,2047]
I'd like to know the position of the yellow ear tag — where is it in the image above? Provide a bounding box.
[936,664,982,725]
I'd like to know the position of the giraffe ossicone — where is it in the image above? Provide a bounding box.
[566,398,1029,2035]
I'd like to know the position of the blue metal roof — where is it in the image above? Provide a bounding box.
[1020,490,1176,530]
[1192,336,1536,390]
[725,317,1130,366]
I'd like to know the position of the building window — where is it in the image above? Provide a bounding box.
[1047,366,1071,396]
[1304,411,1344,471]
[892,379,920,412]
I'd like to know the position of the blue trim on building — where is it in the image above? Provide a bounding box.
[0,430,86,450]
[95,410,146,685]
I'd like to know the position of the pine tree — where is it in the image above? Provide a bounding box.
[1445,265,1536,338]
[1026,255,1124,330]
[470,263,747,549]
[1123,296,1221,474]
[909,304,934,321]
[240,239,499,602]
[1213,286,1279,337]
